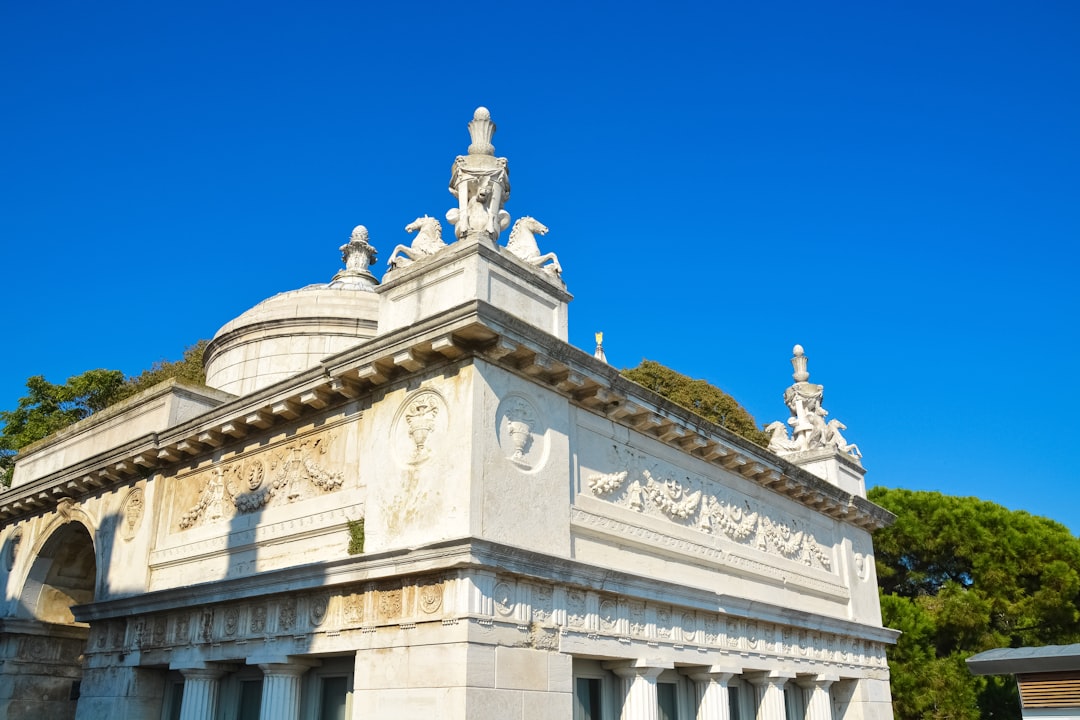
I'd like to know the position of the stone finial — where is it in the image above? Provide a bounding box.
[791,344,810,382]
[594,332,607,363]
[467,107,496,156]
[329,225,379,290]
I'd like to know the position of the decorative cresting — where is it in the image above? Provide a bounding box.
[767,345,862,460]
[328,225,379,290]
[496,394,547,470]
[387,215,446,270]
[506,216,562,277]
[446,107,512,242]
[177,431,344,529]
[392,389,449,466]
[586,450,833,570]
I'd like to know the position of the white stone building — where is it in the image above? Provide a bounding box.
[0,109,897,720]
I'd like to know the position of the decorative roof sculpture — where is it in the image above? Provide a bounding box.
[328,225,379,290]
[446,107,512,243]
[767,345,862,460]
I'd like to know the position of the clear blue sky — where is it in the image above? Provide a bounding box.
[2,2,1078,532]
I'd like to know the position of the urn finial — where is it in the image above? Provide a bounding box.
[467,107,496,156]
[791,344,810,383]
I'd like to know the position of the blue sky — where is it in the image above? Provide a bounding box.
[2,2,1078,532]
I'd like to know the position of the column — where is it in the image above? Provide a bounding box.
[176,667,228,720]
[258,662,314,720]
[686,669,735,720]
[745,672,791,720]
[609,664,667,720]
[798,677,835,720]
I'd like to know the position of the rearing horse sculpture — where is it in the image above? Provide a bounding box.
[506,216,561,277]
[387,216,446,270]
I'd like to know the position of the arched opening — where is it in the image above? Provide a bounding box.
[21,521,97,623]
[2,521,97,719]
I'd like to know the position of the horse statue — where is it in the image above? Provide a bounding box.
[765,420,800,454]
[824,419,862,458]
[506,216,562,277]
[387,216,446,270]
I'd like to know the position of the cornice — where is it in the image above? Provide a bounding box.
[0,300,893,533]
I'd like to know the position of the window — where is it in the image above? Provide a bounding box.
[236,678,263,720]
[657,682,678,720]
[575,677,603,720]
[318,676,350,720]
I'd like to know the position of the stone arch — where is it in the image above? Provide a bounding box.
[19,518,97,623]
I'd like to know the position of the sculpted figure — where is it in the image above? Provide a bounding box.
[824,419,862,458]
[766,421,799,454]
[768,345,861,460]
[506,216,562,277]
[387,216,445,270]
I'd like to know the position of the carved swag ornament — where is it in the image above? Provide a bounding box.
[179,432,344,529]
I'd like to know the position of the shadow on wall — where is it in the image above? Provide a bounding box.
[0,509,115,720]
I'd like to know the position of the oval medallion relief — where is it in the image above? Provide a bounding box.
[495,394,548,472]
[392,389,449,467]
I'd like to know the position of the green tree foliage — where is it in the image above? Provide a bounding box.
[0,342,209,486]
[118,340,208,400]
[0,370,126,485]
[870,487,1080,720]
[621,360,770,447]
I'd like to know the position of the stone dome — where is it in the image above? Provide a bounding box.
[204,284,379,396]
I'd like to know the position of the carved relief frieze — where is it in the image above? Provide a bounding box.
[584,449,834,570]
[378,588,402,622]
[532,584,553,623]
[493,581,515,617]
[176,430,345,530]
[223,608,240,636]
[250,606,267,634]
[419,582,443,614]
[310,594,329,627]
[279,598,298,633]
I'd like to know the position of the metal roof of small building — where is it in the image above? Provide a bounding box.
[967,644,1080,675]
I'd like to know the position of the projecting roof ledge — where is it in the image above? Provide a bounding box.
[967,643,1080,676]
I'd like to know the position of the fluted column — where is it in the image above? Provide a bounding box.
[686,670,735,720]
[798,678,835,720]
[177,667,227,720]
[610,665,666,720]
[258,662,313,720]
[746,673,790,720]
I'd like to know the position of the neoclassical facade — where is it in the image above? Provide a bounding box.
[0,109,897,720]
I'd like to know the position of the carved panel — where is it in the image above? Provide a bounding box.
[392,390,449,467]
[496,394,548,471]
[175,430,345,530]
[493,581,515,617]
[120,488,145,541]
[584,448,834,570]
